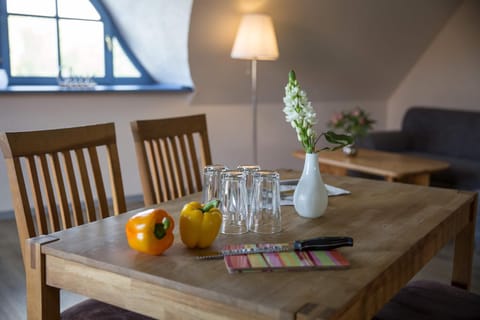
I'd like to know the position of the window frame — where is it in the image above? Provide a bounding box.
[0,0,155,86]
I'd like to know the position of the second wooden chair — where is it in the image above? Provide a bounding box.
[131,114,212,205]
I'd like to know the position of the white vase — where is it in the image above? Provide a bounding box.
[294,152,328,218]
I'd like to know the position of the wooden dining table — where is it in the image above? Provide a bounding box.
[26,172,477,320]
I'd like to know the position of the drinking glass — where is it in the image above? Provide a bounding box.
[237,165,261,212]
[220,170,248,234]
[202,164,227,203]
[249,170,282,233]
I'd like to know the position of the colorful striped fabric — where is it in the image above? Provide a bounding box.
[224,244,350,273]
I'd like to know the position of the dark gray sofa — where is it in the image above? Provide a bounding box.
[357,106,480,249]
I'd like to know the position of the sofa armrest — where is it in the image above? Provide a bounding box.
[356,131,411,152]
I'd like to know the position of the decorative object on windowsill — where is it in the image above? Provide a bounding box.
[0,69,9,89]
[57,66,96,89]
[283,70,352,219]
[328,107,375,156]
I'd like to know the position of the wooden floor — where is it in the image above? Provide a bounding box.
[1,205,479,320]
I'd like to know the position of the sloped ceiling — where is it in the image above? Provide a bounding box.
[189,0,461,103]
[101,0,461,103]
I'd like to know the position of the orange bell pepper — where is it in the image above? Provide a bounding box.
[125,208,175,255]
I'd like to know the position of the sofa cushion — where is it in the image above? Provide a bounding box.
[356,131,412,152]
[403,107,480,161]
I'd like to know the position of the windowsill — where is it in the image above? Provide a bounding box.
[0,84,193,94]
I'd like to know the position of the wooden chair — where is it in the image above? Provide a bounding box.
[0,123,152,320]
[374,280,480,319]
[131,114,212,205]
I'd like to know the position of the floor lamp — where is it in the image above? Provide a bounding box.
[231,14,279,164]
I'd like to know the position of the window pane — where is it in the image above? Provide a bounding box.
[58,0,101,20]
[113,38,141,78]
[8,16,58,77]
[7,0,56,16]
[59,19,105,77]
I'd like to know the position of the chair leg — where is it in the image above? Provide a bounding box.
[26,235,61,320]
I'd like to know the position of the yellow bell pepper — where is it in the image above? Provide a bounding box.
[125,208,175,255]
[180,200,222,249]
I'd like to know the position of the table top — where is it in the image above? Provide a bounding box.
[293,149,450,179]
[41,174,475,319]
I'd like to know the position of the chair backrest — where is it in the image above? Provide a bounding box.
[0,123,126,264]
[131,114,212,205]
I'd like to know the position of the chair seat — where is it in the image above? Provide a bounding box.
[61,299,155,320]
[373,280,480,320]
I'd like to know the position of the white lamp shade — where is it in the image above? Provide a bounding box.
[231,14,279,61]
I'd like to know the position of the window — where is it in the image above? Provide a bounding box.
[0,0,153,86]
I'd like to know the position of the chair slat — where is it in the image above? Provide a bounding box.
[179,134,194,194]
[50,152,72,229]
[62,151,84,226]
[168,137,183,198]
[199,127,212,168]
[106,143,126,214]
[38,154,60,232]
[187,134,202,191]
[25,156,48,235]
[158,138,176,200]
[75,149,97,222]
[133,139,156,206]
[145,140,161,204]
[88,146,109,219]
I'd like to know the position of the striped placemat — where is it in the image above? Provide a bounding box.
[224,244,350,273]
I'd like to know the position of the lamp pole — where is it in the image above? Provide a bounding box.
[251,59,258,164]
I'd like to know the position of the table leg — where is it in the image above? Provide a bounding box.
[25,235,60,320]
[451,194,477,290]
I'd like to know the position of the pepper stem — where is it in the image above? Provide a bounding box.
[202,199,220,213]
[154,217,171,239]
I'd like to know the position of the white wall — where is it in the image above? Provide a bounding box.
[387,0,480,128]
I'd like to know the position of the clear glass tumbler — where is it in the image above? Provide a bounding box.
[220,170,249,234]
[237,165,261,213]
[249,170,282,234]
[202,164,227,204]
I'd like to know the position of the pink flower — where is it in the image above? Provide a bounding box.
[352,108,361,117]
[330,113,342,125]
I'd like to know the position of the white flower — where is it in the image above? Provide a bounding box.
[282,70,318,153]
[283,70,354,153]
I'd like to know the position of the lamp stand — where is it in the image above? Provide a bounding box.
[231,14,279,164]
[251,59,258,164]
